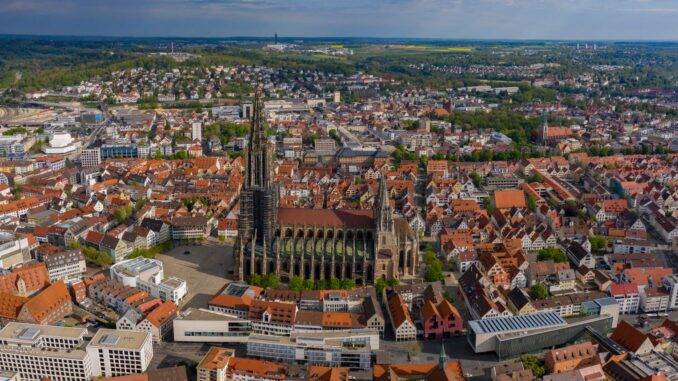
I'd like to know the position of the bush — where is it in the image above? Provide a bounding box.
[519,354,545,378]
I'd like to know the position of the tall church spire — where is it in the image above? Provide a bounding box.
[236,86,278,281]
[245,87,270,188]
[376,176,393,232]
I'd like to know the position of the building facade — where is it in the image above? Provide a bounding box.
[235,92,418,285]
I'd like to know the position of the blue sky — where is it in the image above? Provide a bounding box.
[0,0,676,40]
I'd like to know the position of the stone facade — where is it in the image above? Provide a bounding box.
[235,90,418,284]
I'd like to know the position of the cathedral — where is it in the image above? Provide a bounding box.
[234,90,419,285]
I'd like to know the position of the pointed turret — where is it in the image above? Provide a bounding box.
[438,340,447,369]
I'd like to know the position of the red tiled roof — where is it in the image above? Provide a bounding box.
[20,280,70,323]
[494,189,526,209]
[610,321,653,353]
[277,208,373,228]
[0,262,50,296]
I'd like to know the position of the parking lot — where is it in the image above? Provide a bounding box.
[156,240,234,309]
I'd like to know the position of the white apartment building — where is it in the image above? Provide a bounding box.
[610,284,640,314]
[43,250,86,283]
[191,122,202,142]
[639,287,671,313]
[80,148,101,167]
[0,323,94,381]
[86,329,153,378]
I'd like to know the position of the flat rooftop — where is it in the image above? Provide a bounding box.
[176,308,245,322]
[113,257,161,276]
[0,322,87,342]
[89,329,149,351]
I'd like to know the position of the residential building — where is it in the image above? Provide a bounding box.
[610,283,640,314]
[639,287,670,313]
[662,274,678,310]
[544,342,599,374]
[140,218,171,245]
[0,262,50,297]
[420,297,464,339]
[17,280,73,325]
[386,291,416,341]
[374,356,464,381]
[197,346,291,381]
[610,321,655,355]
[171,216,209,240]
[117,300,177,342]
[42,249,86,283]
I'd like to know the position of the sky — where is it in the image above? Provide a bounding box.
[0,0,676,41]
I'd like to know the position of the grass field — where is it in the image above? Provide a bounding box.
[396,45,473,53]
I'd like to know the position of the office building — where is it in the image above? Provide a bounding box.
[80,147,101,167]
[173,308,251,343]
[0,323,93,381]
[101,143,138,159]
[246,330,378,370]
[86,329,153,378]
[110,257,187,304]
[468,312,613,357]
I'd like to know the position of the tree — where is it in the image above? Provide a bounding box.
[339,278,355,290]
[470,171,482,187]
[537,247,567,263]
[589,235,607,254]
[261,274,279,289]
[530,284,549,300]
[423,249,445,282]
[289,276,304,291]
[375,278,387,295]
[527,172,543,183]
[527,194,537,212]
[248,274,262,287]
[329,278,341,290]
[483,197,495,214]
[519,355,545,378]
[113,204,134,224]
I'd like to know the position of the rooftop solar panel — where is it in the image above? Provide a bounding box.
[470,312,566,334]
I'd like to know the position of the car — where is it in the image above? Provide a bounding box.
[183,250,190,255]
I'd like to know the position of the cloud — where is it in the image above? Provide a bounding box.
[0,0,675,40]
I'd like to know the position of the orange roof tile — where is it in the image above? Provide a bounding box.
[144,301,177,328]
[0,292,27,319]
[494,189,527,209]
[21,280,70,323]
